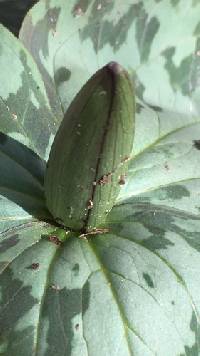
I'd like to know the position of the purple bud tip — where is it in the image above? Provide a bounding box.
[107,61,124,74]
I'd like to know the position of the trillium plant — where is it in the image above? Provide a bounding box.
[1,1,200,355]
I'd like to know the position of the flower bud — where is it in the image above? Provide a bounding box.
[45,62,135,231]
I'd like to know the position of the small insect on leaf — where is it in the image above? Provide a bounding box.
[98,173,112,185]
[121,155,130,163]
[118,174,126,185]
[12,113,17,120]
[87,199,94,209]
[27,262,40,270]
[79,234,88,241]
[48,235,62,246]
[79,228,109,239]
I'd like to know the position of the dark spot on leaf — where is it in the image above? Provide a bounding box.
[75,323,79,330]
[54,67,71,86]
[193,140,200,150]
[143,273,154,288]
[27,262,40,270]
[72,263,80,275]
[0,234,19,253]
[171,300,175,305]
[72,0,90,16]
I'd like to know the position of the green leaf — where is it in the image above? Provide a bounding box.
[105,204,200,355]
[0,1,198,355]
[20,0,200,118]
[117,103,200,216]
[0,24,61,160]
[1,221,200,355]
[0,133,51,233]
[0,24,60,233]
[0,221,61,355]
[1,116,200,353]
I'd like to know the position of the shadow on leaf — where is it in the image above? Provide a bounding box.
[0,132,51,220]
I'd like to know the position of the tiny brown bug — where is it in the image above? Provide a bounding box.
[121,155,130,163]
[75,323,79,330]
[27,262,39,270]
[118,175,126,185]
[87,199,93,209]
[98,173,112,185]
[48,235,62,246]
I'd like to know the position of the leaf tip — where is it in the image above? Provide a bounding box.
[107,61,124,74]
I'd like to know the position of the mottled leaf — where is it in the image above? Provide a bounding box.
[2,220,200,355]
[0,221,61,355]
[1,1,198,355]
[118,104,200,216]
[0,24,61,159]
[20,0,200,118]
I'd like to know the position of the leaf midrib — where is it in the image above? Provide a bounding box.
[87,240,154,355]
